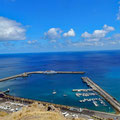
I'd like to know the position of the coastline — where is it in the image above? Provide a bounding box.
[0,93,120,119]
[0,51,120,118]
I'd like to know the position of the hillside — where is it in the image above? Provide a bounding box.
[0,102,86,120]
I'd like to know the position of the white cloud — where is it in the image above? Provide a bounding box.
[63,29,75,37]
[44,28,62,41]
[72,42,94,46]
[69,41,104,47]
[27,40,37,44]
[0,17,26,41]
[81,24,115,41]
[103,24,115,31]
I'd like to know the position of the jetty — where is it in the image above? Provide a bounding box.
[76,92,97,97]
[72,89,93,92]
[82,77,120,113]
[27,70,85,74]
[0,73,28,82]
[0,70,85,82]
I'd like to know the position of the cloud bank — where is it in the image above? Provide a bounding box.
[81,24,115,42]
[0,17,26,41]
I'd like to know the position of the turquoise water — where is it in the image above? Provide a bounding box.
[0,50,120,113]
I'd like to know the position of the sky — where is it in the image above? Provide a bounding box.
[0,0,120,53]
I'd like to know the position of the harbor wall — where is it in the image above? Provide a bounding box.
[82,77,120,113]
[0,71,85,82]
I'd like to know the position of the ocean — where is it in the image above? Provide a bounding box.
[0,50,120,113]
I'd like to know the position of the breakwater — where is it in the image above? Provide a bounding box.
[82,77,120,113]
[0,74,26,82]
[0,70,85,82]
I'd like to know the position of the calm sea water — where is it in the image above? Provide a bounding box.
[0,50,120,113]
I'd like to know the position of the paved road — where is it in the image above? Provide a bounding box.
[62,107,120,119]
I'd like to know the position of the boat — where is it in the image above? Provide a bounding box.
[3,88,10,94]
[44,70,57,74]
[93,101,98,107]
[52,91,56,94]
[76,93,80,97]
[63,94,67,97]
[99,99,107,106]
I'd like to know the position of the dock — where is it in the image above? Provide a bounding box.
[0,70,85,82]
[81,77,120,113]
[72,89,93,92]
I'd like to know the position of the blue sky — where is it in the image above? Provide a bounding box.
[0,0,120,53]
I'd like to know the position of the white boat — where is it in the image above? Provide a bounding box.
[44,70,57,74]
[76,93,80,97]
[93,101,98,107]
[99,99,107,106]
[52,91,56,94]
[63,94,67,97]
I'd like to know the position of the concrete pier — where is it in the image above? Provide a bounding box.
[57,71,85,74]
[82,77,120,113]
[0,74,25,82]
[27,71,85,74]
[0,70,85,82]
[72,89,93,92]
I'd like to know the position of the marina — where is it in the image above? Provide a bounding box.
[0,72,116,113]
[0,69,119,112]
[0,72,119,119]
[79,98,107,107]
[0,69,119,118]
[82,77,120,113]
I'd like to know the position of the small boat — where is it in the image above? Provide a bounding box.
[75,93,80,97]
[3,88,10,94]
[99,99,107,106]
[63,94,67,97]
[52,91,56,94]
[93,101,98,107]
